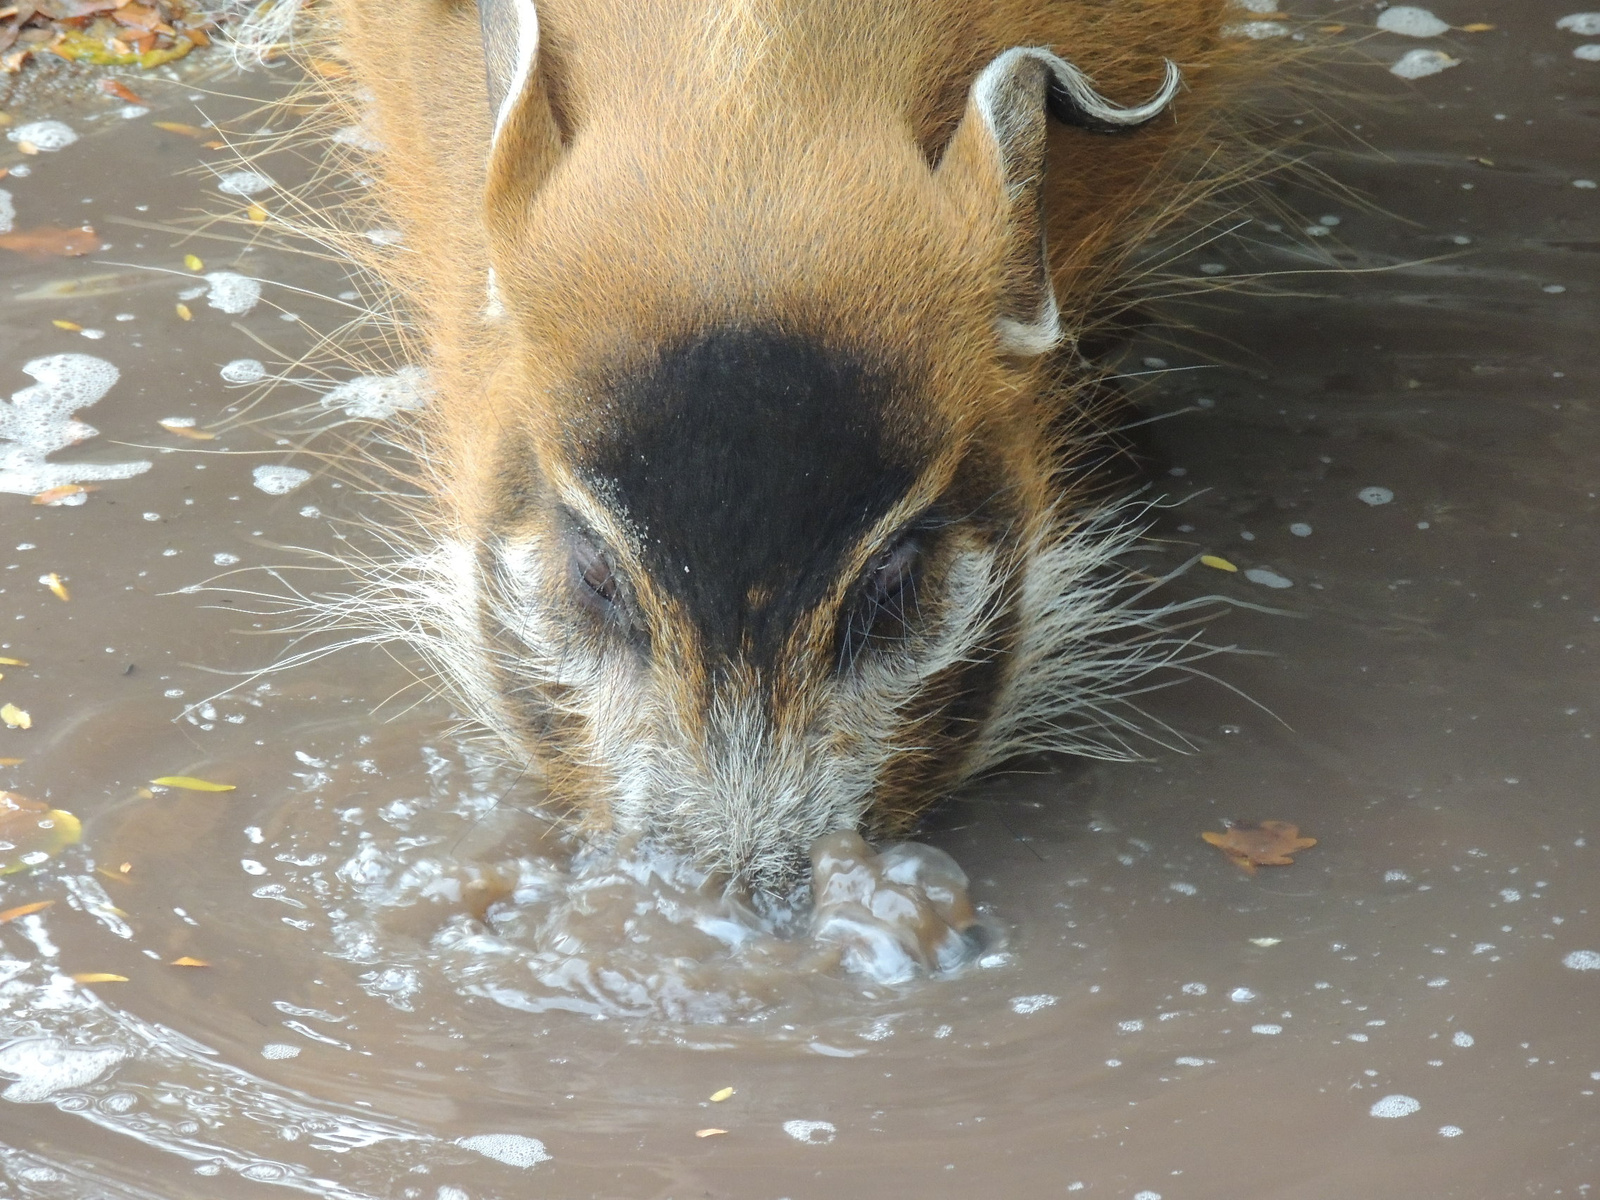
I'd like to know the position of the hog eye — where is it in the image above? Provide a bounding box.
[568,536,621,615]
[863,534,919,609]
[839,532,923,669]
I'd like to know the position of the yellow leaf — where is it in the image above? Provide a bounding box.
[1200,555,1238,573]
[694,1128,728,1138]
[0,704,30,730]
[1318,23,1346,32]
[51,319,83,332]
[0,794,79,875]
[1460,22,1494,32]
[159,422,216,440]
[0,758,22,766]
[170,956,210,967]
[247,204,269,223]
[0,900,53,924]
[175,303,193,321]
[18,140,39,156]
[149,776,236,792]
[119,861,132,873]
[41,573,69,602]
[710,1087,735,1102]
[33,484,94,506]
[97,866,130,882]
[71,973,129,983]
[183,253,204,271]
[0,658,27,667]
[153,120,207,137]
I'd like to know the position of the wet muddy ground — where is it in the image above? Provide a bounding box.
[1,6,1598,1199]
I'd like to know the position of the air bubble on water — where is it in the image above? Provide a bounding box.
[1563,949,1600,970]
[1169,881,1197,895]
[7,120,78,151]
[1575,44,1600,60]
[1576,179,1598,189]
[241,860,267,876]
[1133,1192,1163,1200]
[1230,987,1257,1003]
[299,505,321,518]
[1439,1125,1464,1137]
[1453,1031,1475,1047]
[1011,994,1058,1015]
[1426,978,1449,988]
[260,1043,300,1060]
[1390,49,1458,78]
[1200,263,1226,275]
[213,552,240,565]
[1385,870,1411,882]
[1142,357,1168,369]
[1118,1019,1145,1033]
[1370,1094,1421,1118]
[1252,1024,1284,1035]
[1245,567,1293,589]
[1182,982,1207,996]
[1,354,152,495]
[1358,486,1394,506]
[1376,6,1450,37]
[1559,13,1600,34]
[457,1134,551,1167]
[1500,888,1522,903]
[0,188,15,235]
[0,1039,126,1103]
[220,358,267,384]
[1290,522,1313,537]
[782,1120,836,1146]
[203,272,262,315]
[1228,19,1288,38]
[321,367,431,419]
[1175,1056,1212,1066]
[252,465,311,495]
[216,171,273,197]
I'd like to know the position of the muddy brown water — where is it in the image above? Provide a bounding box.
[1,10,1598,1199]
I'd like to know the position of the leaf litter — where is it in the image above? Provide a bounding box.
[0,790,80,874]
[1202,820,1318,873]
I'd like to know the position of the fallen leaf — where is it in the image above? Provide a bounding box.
[1318,23,1346,33]
[246,203,268,223]
[0,791,80,874]
[0,225,104,256]
[0,900,53,923]
[175,302,192,320]
[183,253,203,271]
[149,775,236,792]
[0,758,22,766]
[1249,937,1282,947]
[1460,22,1494,32]
[710,1086,735,1102]
[33,484,95,505]
[0,658,27,667]
[170,956,209,967]
[40,572,69,602]
[99,77,149,104]
[153,120,206,137]
[96,865,130,882]
[158,421,215,440]
[1202,820,1318,874]
[1470,156,1495,167]
[18,141,39,155]
[1200,554,1238,572]
[694,1128,728,1138]
[71,972,128,983]
[119,861,131,873]
[51,318,83,331]
[1,704,31,730]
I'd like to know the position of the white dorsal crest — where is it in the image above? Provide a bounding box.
[941,47,1182,358]
[478,0,540,147]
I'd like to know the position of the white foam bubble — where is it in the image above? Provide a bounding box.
[457,1134,551,1168]
[216,170,273,197]
[1245,567,1293,589]
[1358,486,1395,506]
[0,354,152,496]
[1175,1056,1212,1066]
[7,120,77,151]
[260,1043,300,1060]
[1563,949,1600,971]
[1558,13,1600,34]
[1390,49,1459,79]
[204,272,262,315]
[1227,20,1288,39]
[1010,994,1058,1015]
[322,367,431,420]
[1252,1023,1284,1035]
[1118,1019,1145,1032]
[1500,888,1522,903]
[1182,982,1207,996]
[1576,44,1600,60]
[0,1038,125,1103]
[213,552,240,566]
[1439,1124,1463,1137]
[1452,1031,1474,1047]
[1376,6,1450,37]
[252,465,312,495]
[1289,522,1313,537]
[1230,987,1257,1003]
[220,358,267,384]
[0,188,13,235]
[1370,1094,1421,1118]
[782,1120,836,1145]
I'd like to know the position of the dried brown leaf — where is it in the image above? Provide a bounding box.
[1202,820,1317,874]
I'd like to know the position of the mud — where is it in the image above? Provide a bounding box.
[1,7,1598,1198]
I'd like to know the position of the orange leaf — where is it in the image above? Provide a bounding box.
[41,573,69,602]
[33,484,95,505]
[99,78,150,105]
[1202,820,1318,874]
[71,972,128,983]
[0,900,53,924]
[0,226,105,257]
[51,319,83,331]
[0,758,23,766]
[170,956,209,967]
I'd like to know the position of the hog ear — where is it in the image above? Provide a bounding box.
[935,48,1181,357]
[478,0,562,259]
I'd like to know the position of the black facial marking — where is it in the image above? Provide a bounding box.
[574,327,925,671]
